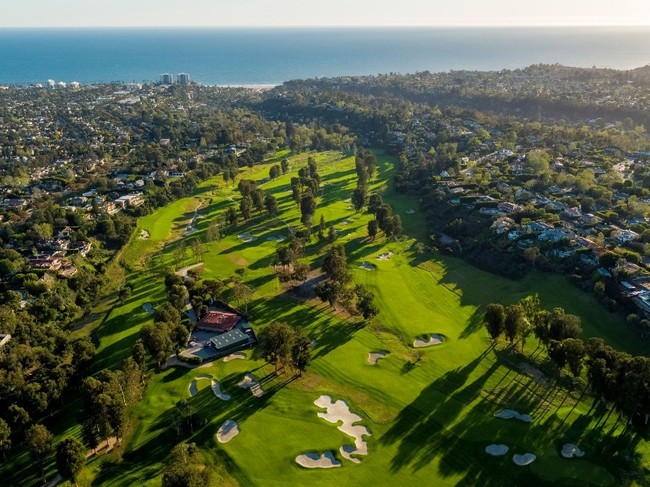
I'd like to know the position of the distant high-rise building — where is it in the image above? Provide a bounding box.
[160,73,174,85]
[177,73,191,85]
[47,79,55,88]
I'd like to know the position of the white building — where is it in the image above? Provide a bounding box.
[160,73,174,85]
[177,73,191,85]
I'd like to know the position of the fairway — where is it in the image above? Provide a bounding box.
[78,151,649,486]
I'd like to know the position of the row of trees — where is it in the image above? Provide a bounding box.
[314,246,379,319]
[258,322,312,375]
[366,193,403,240]
[484,296,650,427]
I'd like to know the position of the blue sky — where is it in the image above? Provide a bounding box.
[2,0,650,27]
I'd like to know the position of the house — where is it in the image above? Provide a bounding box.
[115,193,145,208]
[497,201,522,214]
[613,229,639,245]
[563,207,582,219]
[104,201,118,214]
[1,198,27,208]
[197,310,243,334]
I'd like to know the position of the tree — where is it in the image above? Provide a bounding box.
[351,186,367,212]
[162,443,211,487]
[322,246,350,284]
[524,246,541,268]
[26,424,53,482]
[230,282,253,312]
[484,303,505,341]
[239,195,253,220]
[291,330,312,376]
[367,219,378,240]
[226,207,238,226]
[563,338,586,377]
[141,323,175,369]
[132,338,148,371]
[389,215,403,238]
[269,165,280,179]
[206,221,221,242]
[368,194,383,215]
[264,194,279,217]
[318,214,326,240]
[259,322,296,373]
[504,304,524,345]
[56,437,86,485]
[0,419,10,459]
[300,193,316,226]
[280,158,289,174]
[355,285,379,319]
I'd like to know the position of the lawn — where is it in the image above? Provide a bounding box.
[13,149,648,487]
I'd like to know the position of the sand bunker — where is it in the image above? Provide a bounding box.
[413,334,443,348]
[342,220,353,225]
[142,303,154,314]
[367,351,388,365]
[358,261,376,271]
[139,229,150,239]
[211,379,231,401]
[494,409,533,423]
[405,209,416,214]
[188,375,213,397]
[295,451,341,469]
[223,352,246,362]
[513,453,537,466]
[266,235,286,242]
[561,443,585,458]
[314,395,371,463]
[216,419,239,443]
[485,444,509,456]
[238,373,264,397]
[238,233,257,243]
[377,251,393,261]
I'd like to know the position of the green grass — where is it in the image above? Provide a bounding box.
[6,150,647,487]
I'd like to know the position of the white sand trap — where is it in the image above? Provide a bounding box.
[189,381,198,397]
[211,379,231,401]
[405,209,416,214]
[295,451,341,469]
[494,409,533,423]
[377,251,394,261]
[314,395,371,463]
[561,443,585,458]
[266,235,286,242]
[358,261,376,271]
[413,334,443,348]
[368,351,388,365]
[238,373,264,397]
[223,352,246,362]
[142,303,154,314]
[216,419,239,443]
[485,444,509,456]
[139,229,150,239]
[513,453,536,466]
[342,220,353,225]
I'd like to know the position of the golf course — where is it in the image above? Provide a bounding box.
[26,150,649,486]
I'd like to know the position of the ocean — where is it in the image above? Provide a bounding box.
[0,27,649,86]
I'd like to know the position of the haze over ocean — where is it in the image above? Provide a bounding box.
[0,27,649,86]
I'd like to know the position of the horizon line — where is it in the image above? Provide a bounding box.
[1,23,650,29]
